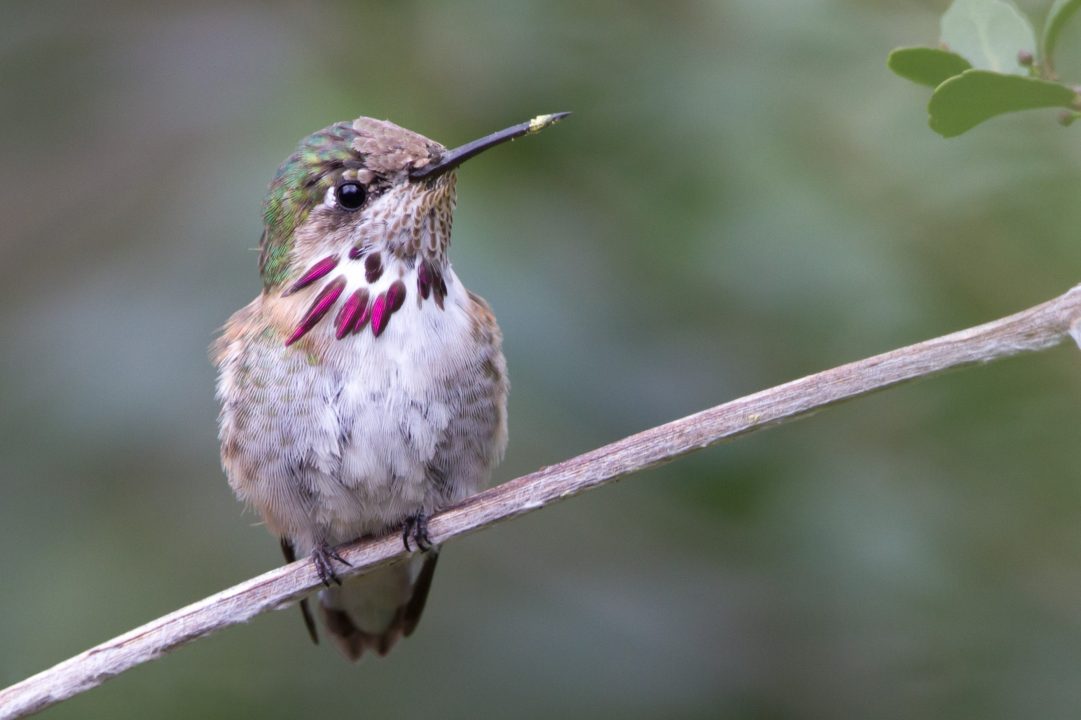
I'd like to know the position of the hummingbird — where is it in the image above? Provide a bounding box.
[213,112,568,660]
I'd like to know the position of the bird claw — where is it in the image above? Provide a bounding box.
[402,512,432,552]
[312,541,352,586]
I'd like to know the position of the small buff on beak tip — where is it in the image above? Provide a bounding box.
[527,114,564,134]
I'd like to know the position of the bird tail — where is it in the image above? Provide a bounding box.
[316,549,440,660]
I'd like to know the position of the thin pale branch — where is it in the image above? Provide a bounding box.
[3,284,1081,720]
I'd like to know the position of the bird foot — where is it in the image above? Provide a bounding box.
[312,541,352,586]
[402,512,432,552]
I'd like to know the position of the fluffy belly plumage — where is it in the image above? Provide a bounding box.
[215,272,508,552]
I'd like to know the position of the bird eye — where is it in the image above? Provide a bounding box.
[335,182,366,210]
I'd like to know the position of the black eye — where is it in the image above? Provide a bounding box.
[336,182,366,210]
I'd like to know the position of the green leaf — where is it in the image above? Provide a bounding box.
[888,47,973,87]
[928,69,1078,136]
[940,0,1036,74]
[1043,0,1081,67]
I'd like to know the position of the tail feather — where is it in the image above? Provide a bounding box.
[399,546,440,636]
[280,538,319,645]
[317,549,440,661]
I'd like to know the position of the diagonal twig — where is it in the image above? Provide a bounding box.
[3,283,1081,720]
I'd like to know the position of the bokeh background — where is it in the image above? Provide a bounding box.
[3,1,1081,717]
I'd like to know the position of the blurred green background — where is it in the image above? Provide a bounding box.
[3,0,1081,717]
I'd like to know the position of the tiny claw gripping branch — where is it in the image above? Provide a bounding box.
[312,541,352,587]
[401,512,432,552]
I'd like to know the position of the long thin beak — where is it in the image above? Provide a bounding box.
[409,112,571,181]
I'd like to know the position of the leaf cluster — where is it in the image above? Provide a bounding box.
[889,0,1081,136]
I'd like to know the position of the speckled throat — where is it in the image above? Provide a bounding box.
[281,246,451,346]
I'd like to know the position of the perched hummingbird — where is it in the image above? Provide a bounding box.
[213,113,568,660]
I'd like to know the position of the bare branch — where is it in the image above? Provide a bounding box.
[3,284,1081,720]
